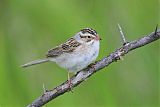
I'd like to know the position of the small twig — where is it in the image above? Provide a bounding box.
[27,28,160,107]
[117,24,127,45]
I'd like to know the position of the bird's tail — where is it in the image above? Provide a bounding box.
[21,58,49,68]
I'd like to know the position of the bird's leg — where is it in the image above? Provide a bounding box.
[67,72,73,92]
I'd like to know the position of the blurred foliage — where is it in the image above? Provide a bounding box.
[0,0,159,107]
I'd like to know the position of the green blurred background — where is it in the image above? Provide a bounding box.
[0,0,159,107]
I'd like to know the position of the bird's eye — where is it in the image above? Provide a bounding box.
[88,36,91,38]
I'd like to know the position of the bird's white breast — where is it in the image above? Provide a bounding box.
[49,40,99,73]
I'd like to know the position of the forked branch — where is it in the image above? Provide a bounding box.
[27,27,160,107]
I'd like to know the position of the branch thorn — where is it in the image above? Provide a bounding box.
[43,83,47,93]
[117,23,127,45]
[154,24,158,35]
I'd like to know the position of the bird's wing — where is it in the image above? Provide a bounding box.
[46,38,81,57]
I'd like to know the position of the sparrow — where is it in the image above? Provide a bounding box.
[22,28,101,88]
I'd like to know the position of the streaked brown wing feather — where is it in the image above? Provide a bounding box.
[46,38,81,57]
[47,46,63,57]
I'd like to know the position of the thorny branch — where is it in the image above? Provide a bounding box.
[27,27,160,107]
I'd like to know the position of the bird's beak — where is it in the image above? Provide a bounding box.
[95,35,102,41]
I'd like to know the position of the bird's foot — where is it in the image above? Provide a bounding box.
[67,79,73,92]
[88,63,96,71]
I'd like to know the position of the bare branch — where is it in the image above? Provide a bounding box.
[27,28,160,107]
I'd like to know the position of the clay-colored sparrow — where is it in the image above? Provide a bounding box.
[22,28,101,87]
